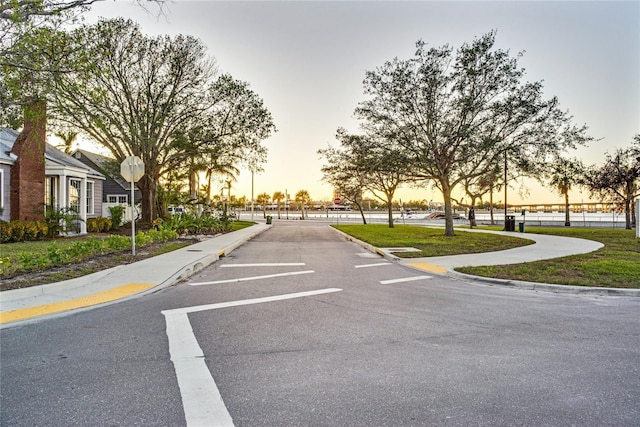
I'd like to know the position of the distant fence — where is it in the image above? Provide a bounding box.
[102,202,140,225]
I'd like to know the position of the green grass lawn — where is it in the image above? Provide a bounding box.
[458,227,640,288]
[1,237,84,258]
[334,224,640,289]
[230,220,255,231]
[333,224,534,257]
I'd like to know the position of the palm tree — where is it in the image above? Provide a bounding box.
[54,129,78,154]
[295,190,311,220]
[256,192,271,218]
[548,157,585,226]
[272,191,284,219]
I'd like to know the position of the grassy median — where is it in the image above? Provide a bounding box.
[334,224,640,288]
[458,227,640,288]
[333,224,534,257]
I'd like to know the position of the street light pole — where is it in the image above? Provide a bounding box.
[251,170,254,221]
[504,149,508,230]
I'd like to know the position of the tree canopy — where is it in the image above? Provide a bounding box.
[320,128,411,227]
[49,18,275,222]
[584,135,640,229]
[353,31,591,235]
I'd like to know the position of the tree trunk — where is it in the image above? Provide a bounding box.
[354,201,367,225]
[489,189,495,225]
[386,196,394,228]
[189,172,197,200]
[564,192,571,226]
[442,184,455,236]
[137,175,156,223]
[625,198,632,230]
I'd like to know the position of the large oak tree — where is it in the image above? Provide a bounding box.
[355,32,591,235]
[51,18,275,222]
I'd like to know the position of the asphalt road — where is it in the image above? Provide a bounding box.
[2,221,639,426]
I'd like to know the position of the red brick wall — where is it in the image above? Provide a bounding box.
[10,102,46,221]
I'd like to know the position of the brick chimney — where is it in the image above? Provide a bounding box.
[10,101,46,221]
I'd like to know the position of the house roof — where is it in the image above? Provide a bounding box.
[0,127,105,179]
[0,128,19,165]
[73,149,132,190]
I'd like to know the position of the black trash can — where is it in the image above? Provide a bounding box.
[505,215,516,231]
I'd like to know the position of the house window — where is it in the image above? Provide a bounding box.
[107,195,128,204]
[69,179,81,213]
[45,176,58,211]
[86,181,94,215]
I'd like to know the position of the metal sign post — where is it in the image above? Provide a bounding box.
[130,163,135,256]
[120,156,145,256]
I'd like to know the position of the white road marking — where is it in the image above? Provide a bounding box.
[189,270,315,286]
[221,263,306,267]
[162,288,343,426]
[164,311,234,427]
[380,276,432,284]
[355,262,391,269]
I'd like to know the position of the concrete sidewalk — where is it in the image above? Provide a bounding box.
[0,223,270,326]
[393,228,604,271]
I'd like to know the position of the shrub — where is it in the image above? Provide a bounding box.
[0,256,10,274]
[44,206,81,237]
[108,205,125,230]
[87,217,113,233]
[106,234,130,251]
[87,218,100,233]
[0,221,10,243]
[23,221,41,240]
[35,221,48,238]
[101,217,113,232]
[46,244,67,266]
[159,211,231,235]
[8,221,25,242]
[16,252,48,270]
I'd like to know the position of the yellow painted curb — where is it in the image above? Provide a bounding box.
[0,283,155,324]
[408,262,448,275]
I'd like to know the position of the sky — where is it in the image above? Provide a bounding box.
[80,0,640,206]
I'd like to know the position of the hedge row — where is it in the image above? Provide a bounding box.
[0,221,48,243]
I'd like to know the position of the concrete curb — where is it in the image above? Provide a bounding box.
[115,223,272,296]
[329,225,639,297]
[447,271,640,297]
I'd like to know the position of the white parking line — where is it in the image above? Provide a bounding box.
[221,263,306,267]
[355,262,391,269]
[189,270,315,286]
[161,288,343,427]
[380,276,432,284]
